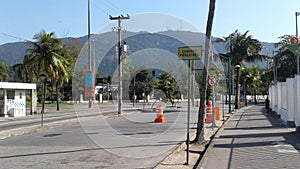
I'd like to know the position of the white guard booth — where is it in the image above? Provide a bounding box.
[0,82,37,117]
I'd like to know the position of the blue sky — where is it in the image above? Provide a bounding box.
[0,0,299,44]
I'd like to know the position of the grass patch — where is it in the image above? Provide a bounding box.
[166,106,177,108]
[36,102,74,107]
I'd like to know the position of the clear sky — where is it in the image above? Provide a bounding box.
[0,0,299,45]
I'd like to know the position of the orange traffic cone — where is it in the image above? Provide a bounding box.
[205,100,213,123]
[154,104,166,122]
[196,100,200,107]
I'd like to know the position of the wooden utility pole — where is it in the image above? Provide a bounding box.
[109,14,130,114]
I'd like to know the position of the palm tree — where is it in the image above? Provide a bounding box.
[27,30,69,112]
[224,30,267,109]
[194,0,216,143]
[0,61,8,81]
[242,66,262,104]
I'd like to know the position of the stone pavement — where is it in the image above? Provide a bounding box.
[155,106,237,169]
[198,104,300,169]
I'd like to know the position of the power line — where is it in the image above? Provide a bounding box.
[103,0,126,14]
[0,32,32,43]
[90,1,110,16]
[91,0,126,16]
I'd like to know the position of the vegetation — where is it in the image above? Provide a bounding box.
[129,69,153,101]
[223,30,267,109]
[153,72,178,106]
[241,65,262,104]
[24,30,72,112]
[273,35,297,82]
[0,61,8,81]
[0,16,296,118]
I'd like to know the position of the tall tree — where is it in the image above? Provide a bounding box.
[63,38,82,101]
[224,30,266,109]
[241,65,262,104]
[0,61,8,81]
[274,35,297,82]
[129,69,153,101]
[153,72,177,106]
[194,0,216,142]
[27,30,69,112]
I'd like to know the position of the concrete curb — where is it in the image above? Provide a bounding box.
[154,121,224,168]
[154,106,254,169]
[0,116,82,140]
[197,105,254,168]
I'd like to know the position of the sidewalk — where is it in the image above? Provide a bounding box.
[155,106,237,169]
[198,104,300,169]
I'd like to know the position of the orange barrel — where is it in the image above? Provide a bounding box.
[205,100,213,123]
[214,106,220,120]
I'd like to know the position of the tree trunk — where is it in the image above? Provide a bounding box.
[56,82,60,111]
[235,66,240,109]
[41,79,46,114]
[193,0,216,142]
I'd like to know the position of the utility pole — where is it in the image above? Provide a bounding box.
[109,14,130,115]
[88,0,91,71]
[87,0,94,108]
[296,12,300,74]
[191,60,195,107]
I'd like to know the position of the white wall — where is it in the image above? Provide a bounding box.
[279,82,288,123]
[9,90,26,117]
[286,78,295,123]
[295,75,300,129]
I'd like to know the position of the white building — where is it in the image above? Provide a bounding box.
[0,82,37,117]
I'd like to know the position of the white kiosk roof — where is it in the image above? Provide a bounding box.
[0,82,36,90]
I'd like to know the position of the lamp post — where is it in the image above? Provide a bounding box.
[39,73,46,127]
[234,64,241,109]
[219,54,232,114]
[244,75,250,106]
[272,51,277,84]
[296,12,300,74]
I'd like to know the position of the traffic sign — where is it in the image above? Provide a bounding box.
[291,37,299,45]
[178,46,202,60]
[208,76,217,86]
[288,43,300,58]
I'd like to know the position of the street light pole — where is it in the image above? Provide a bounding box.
[234,64,241,109]
[244,75,250,106]
[296,12,300,74]
[39,73,46,127]
[272,51,277,83]
[219,54,232,114]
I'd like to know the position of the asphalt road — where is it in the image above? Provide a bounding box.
[0,103,200,169]
[0,103,122,131]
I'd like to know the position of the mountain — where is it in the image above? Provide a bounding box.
[0,42,30,66]
[0,31,276,77]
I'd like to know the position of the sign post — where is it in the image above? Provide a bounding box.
[208,76,217,128]
[288,43,300,58]
[288,37,300,74]
[178,46,202,165]
[85,71,95,108]
[291,37,299,45]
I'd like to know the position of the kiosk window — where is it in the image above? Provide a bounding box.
[7,90,14,100]
[0,89,3,104]
[0,90,3,100]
